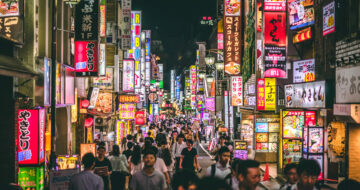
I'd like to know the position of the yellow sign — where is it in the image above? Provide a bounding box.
[264,78,276,110]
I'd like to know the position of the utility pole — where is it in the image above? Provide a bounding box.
[50,0,57,170]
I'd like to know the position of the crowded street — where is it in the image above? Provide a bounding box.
[1,0,360,190]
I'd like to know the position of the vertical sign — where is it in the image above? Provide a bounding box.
[116,121,125,144]
[122,59,135,92]
[190,65,197,108]
[121,0,132,49]
[323,1,335,36]
[145,30,151,87]
[176,76,181,100]
[75,0,99,41]
[224,91,229,129]
[74,41,99,76]
[224,14,241,75]
[99,1,106,37]
[128,11,142,90]
[171,70,175,101]
[18,109,45,165]
[257,78,276,110]
[231,76,243,106]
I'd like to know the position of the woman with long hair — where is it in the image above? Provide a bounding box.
[128,145,142,175]
[108,145,130,190]
[161,147,174,186]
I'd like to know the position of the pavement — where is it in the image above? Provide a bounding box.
[197,142,282,190]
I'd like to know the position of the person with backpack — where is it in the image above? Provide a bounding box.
[206,146,231,179]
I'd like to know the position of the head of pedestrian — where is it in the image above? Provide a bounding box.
[127,141,134,150]
[97,146,106,159]
[82,152,96,170]
[284,163,298,185]
[178,134,185,143]
[237,160,261,190]
[159,140,167,150]
[219,136,226,145]
[143,150,157,168]
[296,159,321,190]
[186,139,193,149]
[217,146,231,167]
[172,169,199,190]
[112,144,120,157]
[337,179,360,190]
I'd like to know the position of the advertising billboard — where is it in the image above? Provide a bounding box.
[257,78,276,111]
[190,65,197,108]
[119,104,136,119]
[206,97,215,112]
[18,109,45,165]
[282,111,304,139]
[264,12,286,46]
[224,0,241,16]
[293,59,315,83]
[74,41,99,76]
[231,76,243,106]
[285,81,326,108]
[135,111,146,125]
[122,59,135,92]
[323,1,335,36]
[264,46,287,78]
[288,0,314,30]
[116,121,125,144]
[94,92,113,114]
[264,0,287,12]
[224,16,241,75]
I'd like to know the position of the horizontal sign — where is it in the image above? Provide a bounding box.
[288,0,314,30]
[293,59,315,83]
[285,81,326,108]
[264,46,286,78]
[293,27,312,43]
[264,0,286,12]
[336,66,360,103]
[118,95,140,103]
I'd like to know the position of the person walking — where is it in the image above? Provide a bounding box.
[130,151,167,190]
[69,153,104,190]
[205,146,231,179]
[161,147,174,188]
[94,146,113,190]
[171,134,186,171]
[179,140,200,172]
[129,145,143,175]
[108,145,130,190]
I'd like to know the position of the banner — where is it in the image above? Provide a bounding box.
[293,59,315,83]
[257,78,276,110]
[264,46,286,78]
[224,16,241,75]
[285,81,326,108]
[323,1,335,36]
[122,59,135,92]
[231,76,243,106]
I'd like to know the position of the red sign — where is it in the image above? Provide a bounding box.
[305,111,316,127]
[264,0,287,12]
[74,41,99,76]
[293,27,312,43]
[257,79,265,110]
[217,33,223,50]
[264,12,286,46]
[224,16,241,75]
[18,109,45,165]
[135,111,146,125]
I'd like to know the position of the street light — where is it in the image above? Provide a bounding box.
[205,54,215,66]
[206,76,214,83]
[216,61,224,70]
[198,71,206,79]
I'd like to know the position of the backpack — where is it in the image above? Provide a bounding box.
[211,164,216,177]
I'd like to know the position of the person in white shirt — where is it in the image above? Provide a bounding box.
[69,153,104,190]
[206,146,231,179]
[108,145,129,190]
[172,133,186,171]
[152,147,170,185]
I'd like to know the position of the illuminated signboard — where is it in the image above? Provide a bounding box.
[158,64,164,80]
[264,12,286,46]
[135,111,146,125]
[264,46,287,78]
[288,0,314,30]
[100,3,106,37]
[0,1,19,17]
[264,0,287,11]
[74,41,99,76]
[224,0,241,16]
[0,1,23,43]
[257,78,276,111]
[121,0,132,50]
[171,70,175,100]
[18,109,45,165]
[116,121,125,144]
[176,76,181,100]
[75,0,99,41]
[224,15,241,75]
[285,81,326,108]
[323,1,335,36]
[145,30,151,86]
[98,43,106,76]
[122,59,135,92]
[293,27,312,43]
[18,166,44,190]
[190,65,197,108]
[231,76,243,106]
[206,97,215,111]
[293,59,315,83]
[217,33,224,50]
[93,68,113,89]
[257,1,263,32]
[129,11,142,89]
[119,104,136,119]
[118,95,140,103]
[80,144,96,160]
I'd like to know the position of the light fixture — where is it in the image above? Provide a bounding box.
[198,71,206,79]
[205,55,215,65]
[206,76,214,83]
[216,61,224,70]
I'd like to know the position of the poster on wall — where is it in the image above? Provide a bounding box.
[269,123,280,132]
[231,76,243,106]
[293,59,315,83]
[308,128,323,153]
[288,0,314,30]
[18,109,45,165]
[282,111,304,139]
[122,59,135,92]
[264,12,286,46]
[285,81,326,108]
[264,0,287,12]
[256,143,268,152]
[335,66,360,103]
[264,46,286,78]
[224,0,241,16]
[323,1,335,36]
[256,133,269,143]
[257,78,276,110]
[74,41,99,76]
[224,15,241,75]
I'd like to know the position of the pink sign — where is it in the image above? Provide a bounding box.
[217,33,223,50]
[18,109,45,165]
[206,98,215,112]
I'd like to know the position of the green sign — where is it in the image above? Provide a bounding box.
[159,80,164,88]
[18,166,44,190]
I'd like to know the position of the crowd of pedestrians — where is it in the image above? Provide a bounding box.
[69,119,360,190]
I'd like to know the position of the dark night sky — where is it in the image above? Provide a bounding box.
[132,0,217,89]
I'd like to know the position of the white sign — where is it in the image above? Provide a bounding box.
[93,68,113,89]
[171,70,175,101]
[231,76,243,106]
[293,59,315,83]
[158,64,164,80]
[122,60,135,92]
[333,104,351,116]
[121,0,131,50]
[336,66,360,103]
[323,1,335,36]
[285,81,326,108]
[225,91,229,129]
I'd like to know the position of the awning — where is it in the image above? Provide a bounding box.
[0,54,39,79]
